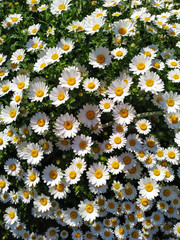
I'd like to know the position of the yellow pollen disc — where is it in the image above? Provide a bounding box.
[61,140,68,145]
[17,82,25,89]
[93,147,100,153]
[147,140,155,147]
[24,233,29,238]
[129,139,136,146]
[128,166,136,173]
[0,71,5,76]
[98,198,104,205]
[132,232,138,238]
[103,102,110,109]
[67,77,76,86]
[0,58,3,63]
[168,207,174,214]
[0,138,3,145]
[137,212,142,218]
[104,231,110,237]
[157,150,163,157]
[114,136,121,144]
[10,110,16,118]
[170,115,178,124]
[112,161,119,169]
[64,121,73,130]
[49,230,55,236]
[9,212,15,219]
[62,44,70,51]
[116,38,121,44]
[116,125,123,132]
[88,82,95,89]
[69,170,76,179]
[57,92,65,101]
[70,211,77,219]
[51,53,58,60]
[32,42,38,49]
[125,188,132,195]
[86,110,95,120]
[124,204,130,210]
[168,151,175,159]
[137,62,145,70]
[2,86,9,92]
[17,55,23,61]
[93,24,100,31]
[165,171,170,178]
[119,27,127,35]
[96,55,105,64]
[115,87,123,96]
[96,13,103,17]
[58,4,66,10]
[105,143,111,149]
[76,163,82,169]
[49,170,57,179]
[144,51,151,57]
[0,180,6,188]
[116,51,123,57]
[23,192,29,198]
[79,141,87,149]
[123,157,131,164]
[7,130,13,136]
[85,204,94,213]
[36,89,44,97]
[56,183,64,191]
[31,149,38,157]
[120,109,128,118]
[118,228,124,235]
[37,119,45,127]
[159,202,165,209]
[173,74,179,79]
[171,61,177,66]
[144,17,150,21]
[140,123,147,130]
[166,99,174,107]
[43,143,49,150]
[153,169,160,176]
[94,224,100,231]
[114,183,120,190]
[40,63,46,69]
[161,160,168,167]
[40,198,47,206]
[138,151,145,157]
[29,173,36,181]
[146,79,154,87]
[154,62,160,68]
[154,214,160,221]
[146,157,152,164]
[15,95,21,102]
[145,183,153,192]
[94,170,103,179]
[9,163,16,171]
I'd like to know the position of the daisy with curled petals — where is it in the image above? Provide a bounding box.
[78,104,101,128]
[49,85,69,107]
[0,103,19,124]
[111,47,128,60]
[89,46,112,69]
[84,17,105,35]
[28,81,49,102]
[3,207,18,225]
[129,54,152,75]
[10,49,25,64]
[107,79,129,102]
[107,156,124,174]
[4,158,21,177]
[64,165,81,185]
[164,147,179,165]
[48,179,70,199]
[152,59,165,70]
[50,0,71,16]
[109,133,127,149]
[78,199,99,222]
[33,194,51,212]
[57,38,74,54]
[113,103,136,125]
[59,66,82,90]
[113,19,134,36]
[86,162,109,187]
[138,177,160,200]
[63,207,82,227]
[83,77,100,92]
[12,75,29,93]
[0,175,10,194]
[42,164,63,187]
[71,134,93,157]
[24,168,40,187]
[23,142,43,165]
[45,47,62,64]
[161,91,180,113]
[168,69,180,83]
[99,98,114,112]
[30,112,50,135]
[135,119,152,135]
[0,132,9,151]
[138,71,164,94]
[54,113,80,138]
[164,111,180,129]
[34,57,50,72]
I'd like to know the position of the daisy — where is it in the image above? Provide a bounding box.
[0,67,9,80]
[144,135,159,153]
[84,17,105,35]
[28,23,41,35]
[10,49,25,64]
[83,77,100,92]
[125,162,142,180]
[30,112,49,135]
[122,184,137,200]
[57,38,74,54]
[99,98,114,113]
[23,142,44,165]
[166,59,180,68]
[11,92,23,105]
[148,165,165,181]
[55,138,71,151]
[0,131,9,150]
[113,19,134,36]
[126,134,142,152]
[71,229,83,240]
[71,157,87,174]
[64,165,81,185]
[78,104,101,128]
[39,139,53,155]
[24,168,40,187]
[78,199,99,222]
[129,54,152,75]
[42,164,63,187]
[34,57,50,72]
[140,13,155,23]
[38,4,48,11]
[0,53,7,66]
[49,179,70,199]
[164,111,180,129]
[103,0,121,7]
[113,103,136,125]
[120,151,136,170]
[161,91,180,113]
[59,66,82,89]
[89,46,112,69]
[101,140,114,153]
[114,225,128,239]
[4,158,21,177]
[107,79,129,102]
[0,103,19,124]
[46,26,56,36]
[111,47,128,60]
[175,132,180,146]
[143,153,157,169]
[135,119,152,135]
[164,147,179,165]
[33,194,51,212]
[89,183,108,195]
[86,162,109,187]
[63,207,82,227]
[163,166,175,182]
[173,223,180,238]
[3,207,18,225]
[18,188,32,204]
[152,59,165,70]
[100,228,114,240]
[9,13,23,25]
[138,71,164,94]
[92,8,107,18]
[25,37,41,52]
[11,75,29,93]
[0,176,10,194]
[50,0,71,16]
[112,123,128,134]
[54,113,80,138]
[136,197,153,212]
[168,69,180,83]
[109,132,127,149]
[138,177,160,200]
[28,81,49,102]
[45,47,62,64]
[50,85,69,107]
[107,156,124,174]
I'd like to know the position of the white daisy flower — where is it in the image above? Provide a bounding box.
[28,81,49,102]
[112,123,128,134]
[50,0,71,16]
[142,153,157,169]
[71,157,87,174]
[0,103,19,124]
[122,184,137,200]
[89,46,112,69]
[92,8,107,18]
[138,177,160,200]
[99,98,114,112]
[28,23,41,35]
[24,168,40,187]
[63,207,82,227]
[135,119,152,135]
[4,158,21,177]
[34,57,50,72]
[107,79,130,102]
[148,165,165,181]
[38,4,48,11]
[163,166,175,182]
[83,77,100,92]
[125,134,142,152]
[59,66,82,89]
[45,47,63,64]
[160,186,176,201]
[120,151,136,170]
[144,135,159,153]
[109,133,127,149]
[152,59,165,70]
[0,53,7,66]
[129,54,152,75]
[3,207,18,225]
[78,199,99,222]
[30,112,50,135]
[173,222,180,238]
[0,176,10,194]
[113,103,136,125]
[33,194,51,212]
[26,37,41,52]
[107,156,124,174]
[113,19,134,36]
[111,47,128,60]
[71,134,93,157]
[49,85,69,107]
[11,75,30,92]
[166,59,180,68]
[164,111,180,129]
[175,132,180,146]
[161,91,180,113]
[164,147,179,165]
[114,225,128,239]
[55,138,71,151]
[9,13,23,25]
[42,164,63,187]
[57,38,74,54]
[0,131,9,150]
[0,67,9,80]
[23,142,44,165]
[101,140,113,153]
[84,17,105,35]
[64,165,81,185]
[11,92,23,105]
[10,49,25,64]
[168,69,180,83]
[48,179,70,199]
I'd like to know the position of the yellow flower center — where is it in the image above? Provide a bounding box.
[67,77,76,86]
[96,55,105,64]
[0,180,6,188]
[146,79,154,87]
[70,211,77,219]
[85,204,94,213]
[0,138,3,145]
[10,110,16,118]
[93,147,100,153]
[153,62,160,68]
[31,149,38,157]
[2,86,9,92]
[137,62,145,70]
[125,188,132,195]
[40,198,47,206]
[58,4,66,10]
[138,151,145,157]
[75,233,81,238]
[120,109,128,118]
[94,224,100,231]
[104,231,110,237]
[49,170,57,179]
[49,230,56,236]
[69,170,77,179]
[123,157,131,164]
[124,204,131,210]
[128,166,136,173]
[146,157,152,164]
[129,139,136,146]
[132,232,138,238]
[105,143,111,149]
[166,99,174,107]
[144,51,151,57]
[115,87,123,96]
[173,74,179,79]
[37,119,45,127]
[145,183,153,192]
[62,44,70,51]
[23,192,29,198]
[36,90,44,97]
[43,143,49,150]
[168,151,175,159]
[96,13,103,17]
[116,51,123,57]
[144,17,150,21]
[147,140,155,148]
[56,183,64,191]
[140,123,147,130]
[51,53,59,60]
[0,71,5,76]
[94,170,103,179]
[9,163,16,171]
[17,55,23,60]
[112,161,119,169]
[114,183,120,190]
[119,27,127,35]
[104,102,110,109]
[170,115,178,124]
[15,95,21,102]
[153,169,160,176]
[7,130,13,137]
[86,110,95,120]
[93,24,100,31]
[17,82,25,89]
[157,150,163,157]
[88,82,95,89]
[171,61,177,66]
[114,136,121,144]
[57,92,65,100]
[29,173,36,181]
[32,42,38,49]
[76,162,82,169]
[9,212,15,219]
[40,63,46,69]
[118,228,124,235]
[165,171,170,178]
[79,141,87,149]
[61,140,68,145]
[64,121,73,130]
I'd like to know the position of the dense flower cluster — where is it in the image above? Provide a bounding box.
[0,0,180,239]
